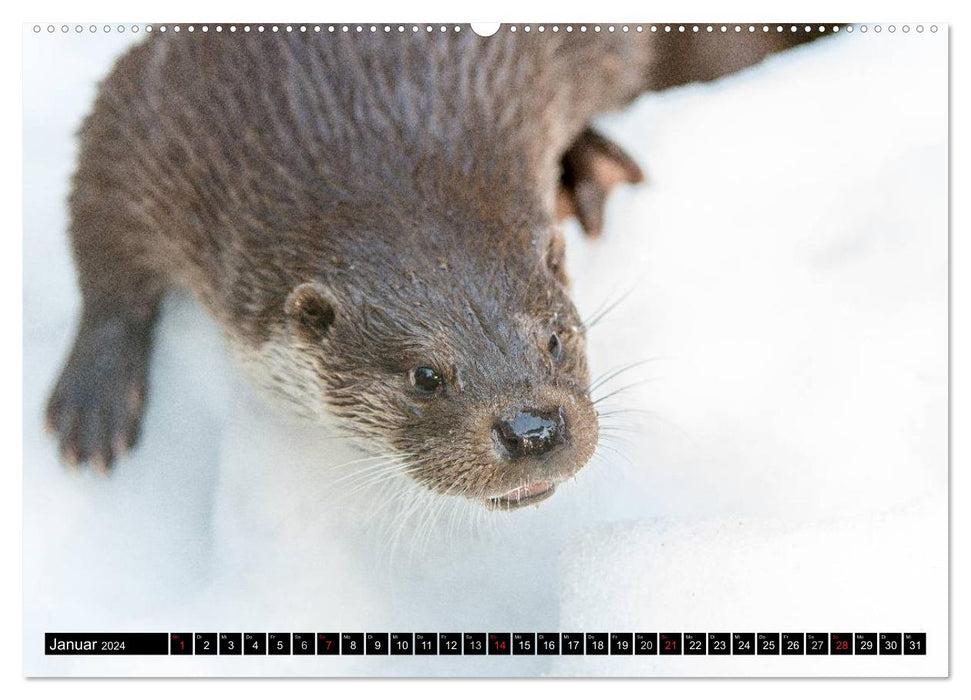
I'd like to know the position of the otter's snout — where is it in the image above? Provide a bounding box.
[492,408,566,460]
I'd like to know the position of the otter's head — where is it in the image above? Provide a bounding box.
[275,220,597,510]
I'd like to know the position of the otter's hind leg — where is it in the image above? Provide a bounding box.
[557,127,645,238]
[46,222,166,472]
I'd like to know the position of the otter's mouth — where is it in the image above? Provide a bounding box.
[487,480,557,510]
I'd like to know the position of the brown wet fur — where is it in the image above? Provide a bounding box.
[46,25,834,504]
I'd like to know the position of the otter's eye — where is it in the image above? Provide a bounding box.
[548,332,563,361]
[410,366,443,394]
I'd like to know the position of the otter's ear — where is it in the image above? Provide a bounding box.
[285,282,337,342]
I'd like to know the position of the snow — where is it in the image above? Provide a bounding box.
[22,27,947,676]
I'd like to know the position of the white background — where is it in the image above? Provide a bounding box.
[4,0,968,698]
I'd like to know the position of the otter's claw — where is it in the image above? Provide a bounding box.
[557,127,645,238]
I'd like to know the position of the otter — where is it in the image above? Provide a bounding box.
[46,24,830,508]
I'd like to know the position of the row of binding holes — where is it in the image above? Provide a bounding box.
[32,24,940,34]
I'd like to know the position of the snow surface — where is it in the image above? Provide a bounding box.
[22,27,947,676]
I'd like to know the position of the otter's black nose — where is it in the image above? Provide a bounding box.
[493,409,566,460]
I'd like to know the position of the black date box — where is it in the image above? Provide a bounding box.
[390,633,413,655]
[561,633,584,655]
[904,633,926,655]
[463,633,486,655]
[855,633,877,656]
[170,633,192,655]
[316,633,339,655]
[366,633,389,655]
[879,633,902,655]
[194,633,216,656]
[513,633,536,655]
[488,633,511,655]
[243,633,266,655]
[292,633,315,655]
[268,633,290,655]
[757,633,780,655]
[219,633,241,655]
[830,633,852,655]
[439,633,462,656]
[611,633,633,655]
[635,633,658,655]
[707,633,730,655]
[806,633,828,655]
[660,633,682,655]
[537,633,560,655]
[733,633,755,655]
[585,633,608,655]
[341,633,364,655]
[415,633,438,655]
[781,633,804,655]
[684,632,705,655]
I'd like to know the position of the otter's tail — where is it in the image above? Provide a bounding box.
[646,24,843,91]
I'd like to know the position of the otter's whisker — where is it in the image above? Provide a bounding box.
[583,284,638,329]
[324,450,412,473]
[328,452,413,483]
[387,483,432,565]
[599,403,700,448]
[297,429,367,444]
[410,486,444,558]
[597,433,639,454]
[273,459,411,528]
[376,484,414,570]
[354,455,436,499]
[593,440,636,467]
[599,424,644,434]
[339,466,412,501]
[268,453,408,523]
[447,489,474,541]
[592,378,656,405]
[327,462,412,497]
[596,407,658,419]
[408,487,442,561]
[587,358,656,393]
[423,491,458,555]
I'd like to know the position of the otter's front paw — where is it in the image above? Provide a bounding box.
[45,315,154,472]
[557,127,645,238]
